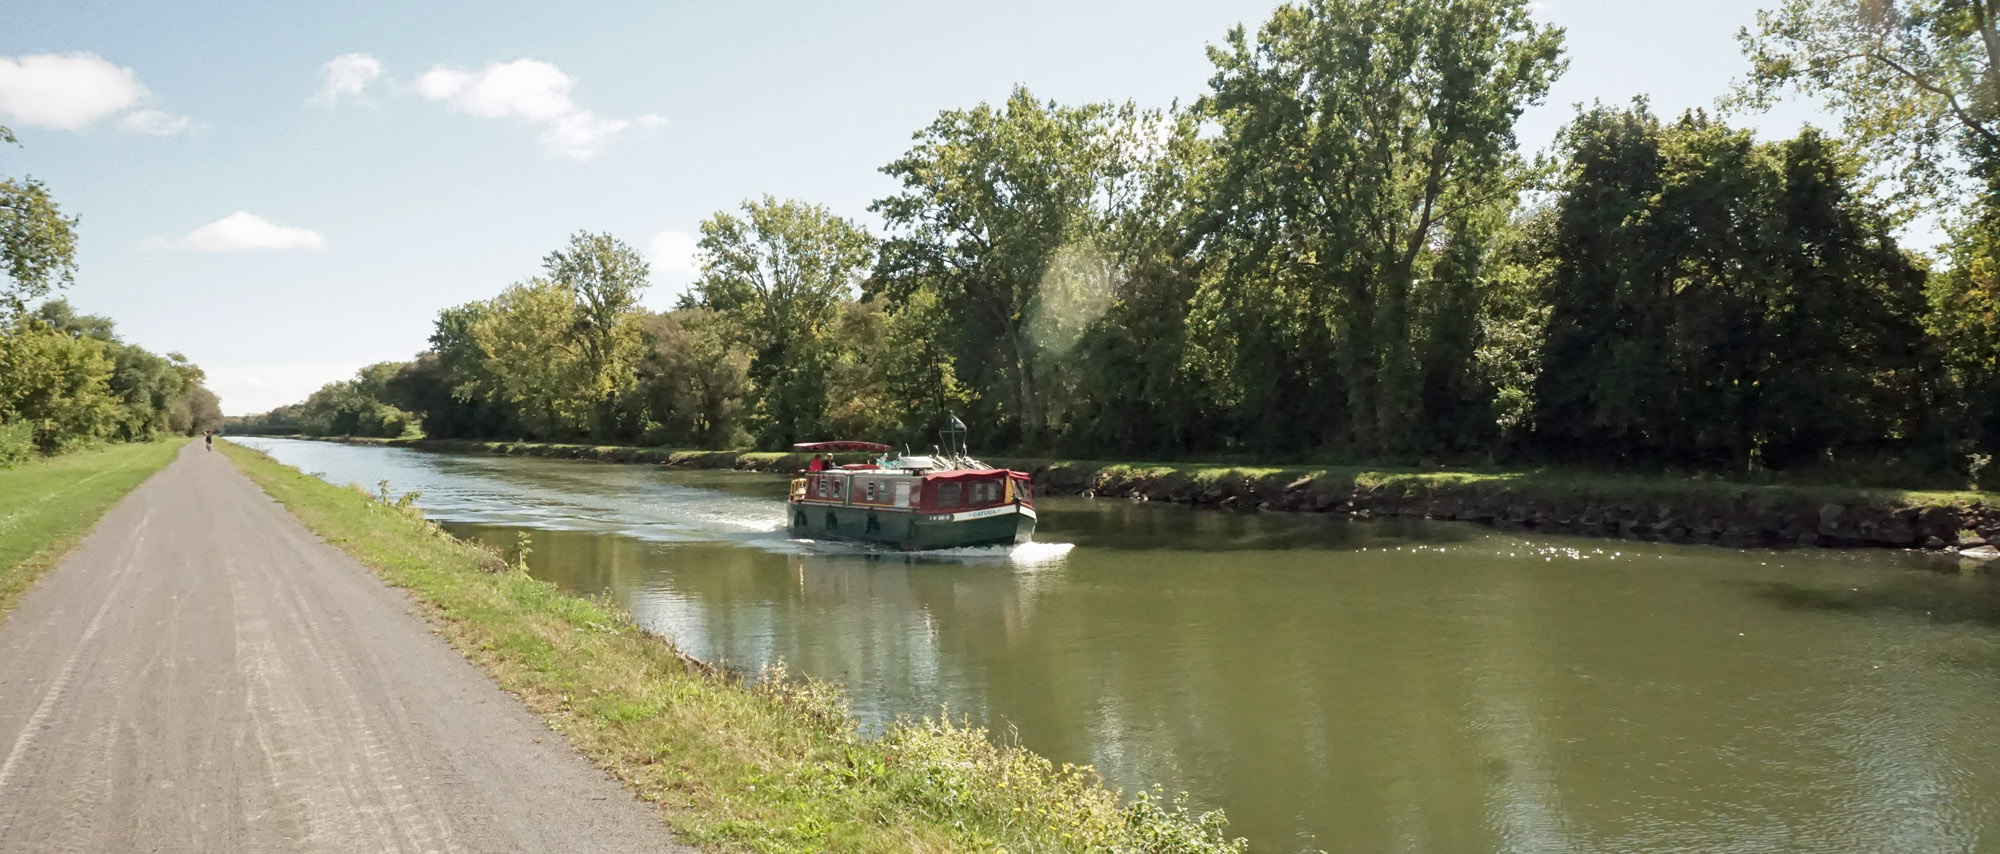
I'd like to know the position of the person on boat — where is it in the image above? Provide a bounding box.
[807,453,826,472]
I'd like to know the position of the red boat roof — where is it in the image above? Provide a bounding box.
[922,469,1028,482]
[792,441,892,453]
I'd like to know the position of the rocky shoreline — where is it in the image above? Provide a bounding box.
[289,436,2000,558]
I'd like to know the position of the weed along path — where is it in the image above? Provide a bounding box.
[0,443,690,853]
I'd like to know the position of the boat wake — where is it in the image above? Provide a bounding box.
[923,541,1076,566]
[783,538,1076,567]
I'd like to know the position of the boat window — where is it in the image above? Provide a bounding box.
[831,478,843,499]
[971,481,1000,504]
[866,480,878,502]
[938,482,962,507]
[816,477,828,498]
[895,482,912,506]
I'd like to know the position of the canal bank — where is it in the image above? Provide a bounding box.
[291,436,2000,555]
[228,436,2000,853]
[216,440,1245,854]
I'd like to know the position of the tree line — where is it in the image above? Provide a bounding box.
[1,125,221,467]
[242,0,2000,482]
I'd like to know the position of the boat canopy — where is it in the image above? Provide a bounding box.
[793,441,892,453]
[921,469,1027,482]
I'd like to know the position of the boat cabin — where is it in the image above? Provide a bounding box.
[792,468,1032,514]
[785,430,1037,549]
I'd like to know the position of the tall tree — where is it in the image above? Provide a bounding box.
[872,89,1136,446]
[1534,105,1928,469]
[692,197,873,447]
[1738,0,2000,210]
[469,278,597,439]
[543,231,650,437]
[1202,0,1565,454]
[0,124,78,318]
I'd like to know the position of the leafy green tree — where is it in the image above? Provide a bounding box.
[1534,104,1928,469]
[1737,0,2000,210]
[1471,205,1556,447]
[630,308,751,448]
[873,89,1140,446]
[1201,0,1565,455]
[183,385,223,435]
[33,299,116,341]
[543,231,651,436]
[692,197,873,446]
[820,294,972,447]
[0,318,118,452]
[422,301,518,438]
[469,278,597,439]
[0,144,78,316]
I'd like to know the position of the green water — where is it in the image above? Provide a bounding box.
[235,437,2000,853]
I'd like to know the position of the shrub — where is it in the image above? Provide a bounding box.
[0,418,33,468]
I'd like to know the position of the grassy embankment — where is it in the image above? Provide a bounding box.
[218,439,1242,854]
[0,440,186,619]
[313,435,1997,519]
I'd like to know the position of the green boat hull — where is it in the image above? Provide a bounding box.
[786,502,1035,550]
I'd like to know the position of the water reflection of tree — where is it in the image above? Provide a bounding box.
[1748,570,2000,628]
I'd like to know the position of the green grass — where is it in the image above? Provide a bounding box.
[1002,456,1999,512]
[0,440,186,620]
[218,439,1243,854]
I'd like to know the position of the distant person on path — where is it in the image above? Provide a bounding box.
[204,430,213,451]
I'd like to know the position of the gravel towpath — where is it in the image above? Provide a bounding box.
[0,442,692,853]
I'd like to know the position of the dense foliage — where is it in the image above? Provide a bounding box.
[247,0,2000,484]
[0,126,219,465]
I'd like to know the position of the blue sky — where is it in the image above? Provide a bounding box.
[3,0,1831,414]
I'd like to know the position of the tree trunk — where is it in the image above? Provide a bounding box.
[1000,314,1041,447]
[1340,268,1376,455]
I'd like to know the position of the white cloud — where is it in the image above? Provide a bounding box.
[120,107,192,135]
[415,58,573,121]
[409,57,660,161]
[145,212,327,252]
[312,53,383,106]
[538,110,634,160]
[650,230,700,274]
[0,52,190,134]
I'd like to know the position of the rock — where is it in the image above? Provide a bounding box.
[1959,544,2000,561]
[1286,476,1313,493]
[1919,505,1962,539]
[1958,533,1989,548]
[1817,503,1844,536]
[1923,535,1947,550]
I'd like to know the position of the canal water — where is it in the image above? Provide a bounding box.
[232,437,2000,853]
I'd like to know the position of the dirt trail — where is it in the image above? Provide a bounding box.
[0,443,693,853]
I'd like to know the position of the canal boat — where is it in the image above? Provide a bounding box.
[787,420,1036,550]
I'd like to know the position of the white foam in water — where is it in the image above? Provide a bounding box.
[779,538,1076,566]
[921,541,1077,566]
